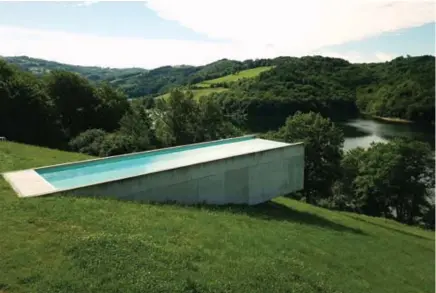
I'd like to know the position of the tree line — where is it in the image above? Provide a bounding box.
[1,58,434,229]
[7,55,435,126]
[263,112,434,229]
[209,55,435,130]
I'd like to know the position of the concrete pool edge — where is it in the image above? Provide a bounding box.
[2,169,57,198]
[2,136,304,199]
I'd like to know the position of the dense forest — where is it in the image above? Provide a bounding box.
[209,55,435,130]
[0,55,434,229]
[6,55,435,127]
[5,56,272,98]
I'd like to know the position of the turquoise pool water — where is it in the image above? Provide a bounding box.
[37,136,255,190]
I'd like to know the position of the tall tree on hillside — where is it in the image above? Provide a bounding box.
[119,99,156,150]
[270,111,344,204]
[45,71,100,139]
[153,90,201,146]
[94,83,130,132]
[0,60,61,147]
[153,90,243,147]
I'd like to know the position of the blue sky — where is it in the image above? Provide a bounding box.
[0,1,434,68]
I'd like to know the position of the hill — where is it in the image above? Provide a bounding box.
[4,56,148,82]
[205,55,435,130]
[0,141,434,293]
[197,66,274,87]
[156,66,274,100]
[3,55,434,125]
[4,57,272,98]
[156,87,229,100]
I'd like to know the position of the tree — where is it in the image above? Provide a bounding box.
[0,60,62,147]
[94,83,130,132]
[69,129,108,156]
[153,90,244,147]
[338,139,435,225]
[271,111,344,203]
[329,147,367,211]
[119,99,156,150]
[196,96,242,142]
[45,70,100,139]
[98,133,136,157]
[153,90,201,146]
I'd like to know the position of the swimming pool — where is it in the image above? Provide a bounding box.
[3,135,304,204]
[36,135,257,190]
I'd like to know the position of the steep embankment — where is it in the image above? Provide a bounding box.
[0,141,434,293]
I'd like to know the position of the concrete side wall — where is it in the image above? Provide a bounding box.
[68,143,304,205]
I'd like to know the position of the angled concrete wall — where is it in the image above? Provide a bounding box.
[68,142,304,205]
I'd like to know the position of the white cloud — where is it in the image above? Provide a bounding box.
[312,51,397,63]
[75,1,99,7]
[374,52,395,62]
[0,26,290,68]
[145,0,435,52]
[0,0,433,68]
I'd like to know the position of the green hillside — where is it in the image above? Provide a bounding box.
[197,66,273,86]
[157,87,229,100]
[4,55,147,82]
[155,66,273,100]
[0,141,434,293]
[4,56,273,98]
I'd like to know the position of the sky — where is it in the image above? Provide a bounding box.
[0,0,434,68]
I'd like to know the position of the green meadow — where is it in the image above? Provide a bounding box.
[197,66,274,86]
[0,141,434,293]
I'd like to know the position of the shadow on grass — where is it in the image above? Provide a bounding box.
[344,214,434,241]
[64,193,366,235]
[151,200,367,235]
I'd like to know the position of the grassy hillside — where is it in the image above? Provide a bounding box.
[4,56,273,98]
[197,66,273,87]
[155,66,273,100]
[0,141,434,293]
[157,87,229,100]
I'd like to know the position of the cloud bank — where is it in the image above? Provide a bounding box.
[0,0,434,68]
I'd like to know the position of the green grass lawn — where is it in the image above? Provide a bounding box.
[0,141,434,293]
[197,66,273,86]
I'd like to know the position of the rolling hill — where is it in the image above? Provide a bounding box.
[197,66,274,87]
[4,55,434,124]
[0,141,434,293]
[156,66,274,100]
[4,56,273,98]
[3,55,148,82]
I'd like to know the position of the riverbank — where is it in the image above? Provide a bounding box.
[371,115,414,124]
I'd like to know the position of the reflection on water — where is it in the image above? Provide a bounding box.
[339,118,435,151]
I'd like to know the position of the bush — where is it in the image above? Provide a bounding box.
[98,133,136,157]
[69,129,108,156]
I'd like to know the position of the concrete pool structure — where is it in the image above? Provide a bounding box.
[3,135,304,205]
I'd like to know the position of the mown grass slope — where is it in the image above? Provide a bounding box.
[197,66,273,86]
[0,141,434,293]
[155,66,273,101]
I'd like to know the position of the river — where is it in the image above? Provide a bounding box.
[339,118,435,152]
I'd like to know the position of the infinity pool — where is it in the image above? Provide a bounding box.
[36,136,256,190]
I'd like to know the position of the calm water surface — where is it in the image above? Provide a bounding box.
[339,118,435,151]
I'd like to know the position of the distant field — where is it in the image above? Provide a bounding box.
[198,66,273,86]
[153,66,273,101]
[0,141,434,293]
[157,87,228,100]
